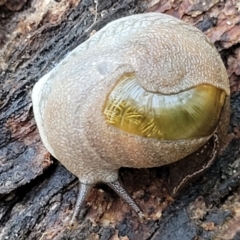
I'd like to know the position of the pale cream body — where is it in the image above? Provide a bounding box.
[32,13,230,184]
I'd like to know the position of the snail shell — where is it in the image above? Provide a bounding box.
[32,12,230,223]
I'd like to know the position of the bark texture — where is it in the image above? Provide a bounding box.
[0,0,240,239]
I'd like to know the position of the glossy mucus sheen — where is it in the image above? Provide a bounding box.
[32,13,230,224]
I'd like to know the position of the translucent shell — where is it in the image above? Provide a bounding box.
[103,73,226,140]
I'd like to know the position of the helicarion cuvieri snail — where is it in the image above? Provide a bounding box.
[32,12,230,225]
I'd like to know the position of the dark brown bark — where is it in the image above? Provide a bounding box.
[0,0,240,239]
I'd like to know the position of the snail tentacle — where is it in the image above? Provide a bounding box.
[107,180,146,220]
[69,182,93,226]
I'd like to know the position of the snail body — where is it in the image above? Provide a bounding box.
[32,13,230,223]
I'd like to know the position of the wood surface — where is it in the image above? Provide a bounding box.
[0,0,240,239]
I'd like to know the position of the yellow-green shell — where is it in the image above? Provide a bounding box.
[104,73,226,140]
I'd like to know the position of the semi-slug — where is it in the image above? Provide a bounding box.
[32,12,230,225]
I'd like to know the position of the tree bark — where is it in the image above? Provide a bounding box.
[0,0,240,239]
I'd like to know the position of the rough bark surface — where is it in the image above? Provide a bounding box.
[0,0,240,239]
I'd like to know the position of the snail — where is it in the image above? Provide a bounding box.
[32,12,230,225]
